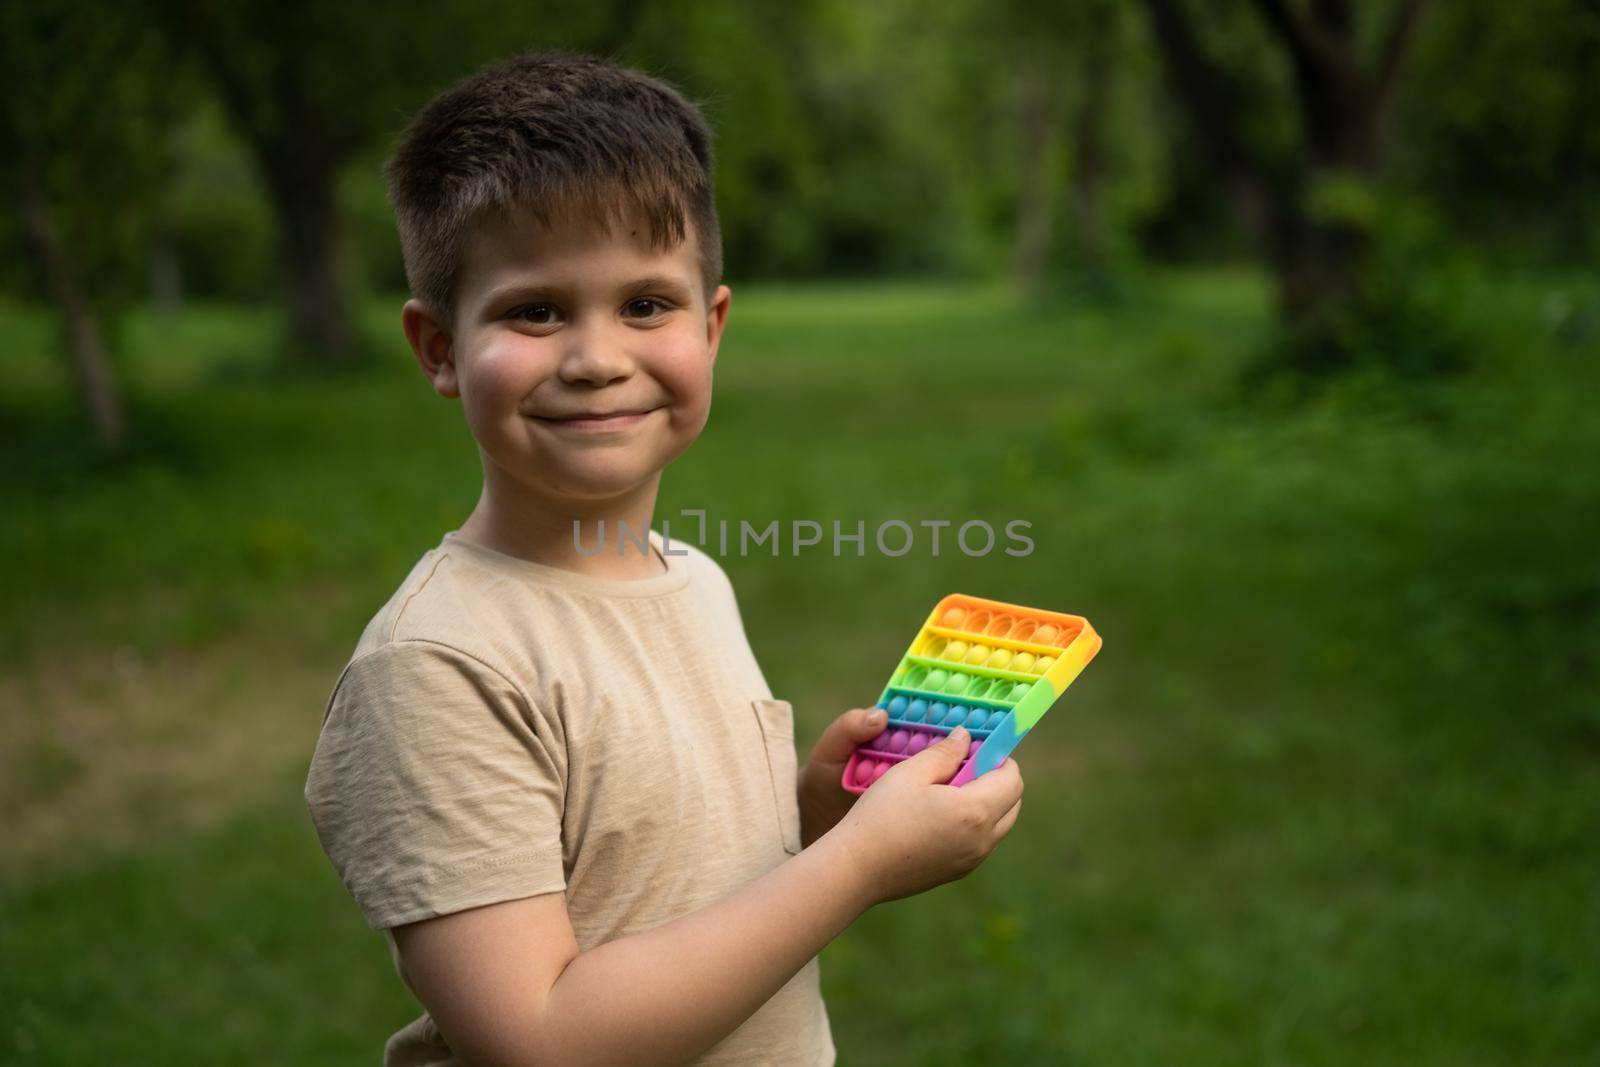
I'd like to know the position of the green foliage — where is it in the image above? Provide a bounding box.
[0,0,186,306]
[1402,0,1600,259]
[7,0,1597,322]
[160,102,277,300]
[1266,191,1487,383]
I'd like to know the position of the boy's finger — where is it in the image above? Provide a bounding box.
[809,707,886,764]
[898,726,971,784]
[993,797,1023,839]
[960,757,1024,813]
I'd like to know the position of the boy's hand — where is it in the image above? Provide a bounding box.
[798,707,889,847]
[828,727,1024,905]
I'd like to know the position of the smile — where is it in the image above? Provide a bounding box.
[531,409,658,432]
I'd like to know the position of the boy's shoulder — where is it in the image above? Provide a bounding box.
[343,530,738,678]
[344,539,481,667]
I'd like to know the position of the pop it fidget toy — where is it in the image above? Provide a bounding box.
[842,594,1102,794]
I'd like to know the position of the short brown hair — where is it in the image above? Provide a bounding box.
[385,51,721,323]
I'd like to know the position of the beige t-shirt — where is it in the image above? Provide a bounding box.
[304,530,835,1066]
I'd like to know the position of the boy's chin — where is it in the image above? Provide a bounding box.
[525,459,666,504]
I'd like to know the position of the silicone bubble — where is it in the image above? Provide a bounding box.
[1034,624,1060,645]
[965,611,992,634]
[965,677,993,699]
[1008,683,1032,702]
[905,665,929,688]
[889,730,910,753]
[986,648,1013,670]
[1031,656,1055,675]
[940,607,967,628]
[1012,620,1038,642]
[853,759,877,786]
[870,761,891,783]
[1012,652,1036,673]
[964,644,990,666]
[945,640,969,663]
[888,694,909,716]
[907,733,930,755]
[927,702,949,725]
[906,699,928,722]
[944,672,970,694]
[926,668,949,691]
[966,707,991,729]
[986,710,1009,730]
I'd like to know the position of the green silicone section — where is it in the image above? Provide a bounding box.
[1010,677,1061,731]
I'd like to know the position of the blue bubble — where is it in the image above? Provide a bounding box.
[987,710,1009,730]
[888,695,909,716]
[966,707,991,729]
[927,702,949,725]
[906,699,928,722]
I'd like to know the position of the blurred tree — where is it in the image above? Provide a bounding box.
[998,0,1129,299]
[1401,0,1600,262]
[1009,25,1067,298]
[964,0,1147,300]
[1143,0,1433,369]
[1067,0,1118,294]
[1,0,182,449]
[159,0,428,364]
[159,0,629,364]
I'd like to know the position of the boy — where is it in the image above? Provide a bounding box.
[303,52,1024,1066]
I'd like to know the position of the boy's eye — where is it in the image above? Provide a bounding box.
[623,297,668,319]
[511,304,558,325]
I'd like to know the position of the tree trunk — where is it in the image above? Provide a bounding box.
[260,146,355,364]
[16,155,126,449]
[1269,94,1384,335]
[1013,51,1060,299]
[1144,0,1431,366]
[150,230,183,314]
[1071,5,1114,287]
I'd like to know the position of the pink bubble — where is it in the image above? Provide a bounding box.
[870,760,891,783]
[852,759,877,787]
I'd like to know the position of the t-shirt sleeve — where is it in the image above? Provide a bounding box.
[304,640,568,930]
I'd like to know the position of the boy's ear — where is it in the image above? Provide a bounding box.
[705,284,732,366]
[402,298,459,398]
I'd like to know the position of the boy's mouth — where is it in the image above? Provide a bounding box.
[531,408,659,432]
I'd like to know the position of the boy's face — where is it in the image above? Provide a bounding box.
[405,206,730,507]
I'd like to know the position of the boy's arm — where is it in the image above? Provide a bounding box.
[394,828,871,1067]
[393,728,1022,1067]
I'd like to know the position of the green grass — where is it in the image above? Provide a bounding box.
[3,271,1598,1064]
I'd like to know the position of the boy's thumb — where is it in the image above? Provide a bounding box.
[904,726,971,783]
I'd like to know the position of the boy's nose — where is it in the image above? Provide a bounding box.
[556,325,635,387]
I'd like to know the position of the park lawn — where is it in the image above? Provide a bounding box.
[3,271,1598,1064]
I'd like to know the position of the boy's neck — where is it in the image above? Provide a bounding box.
[455,465,668,580]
